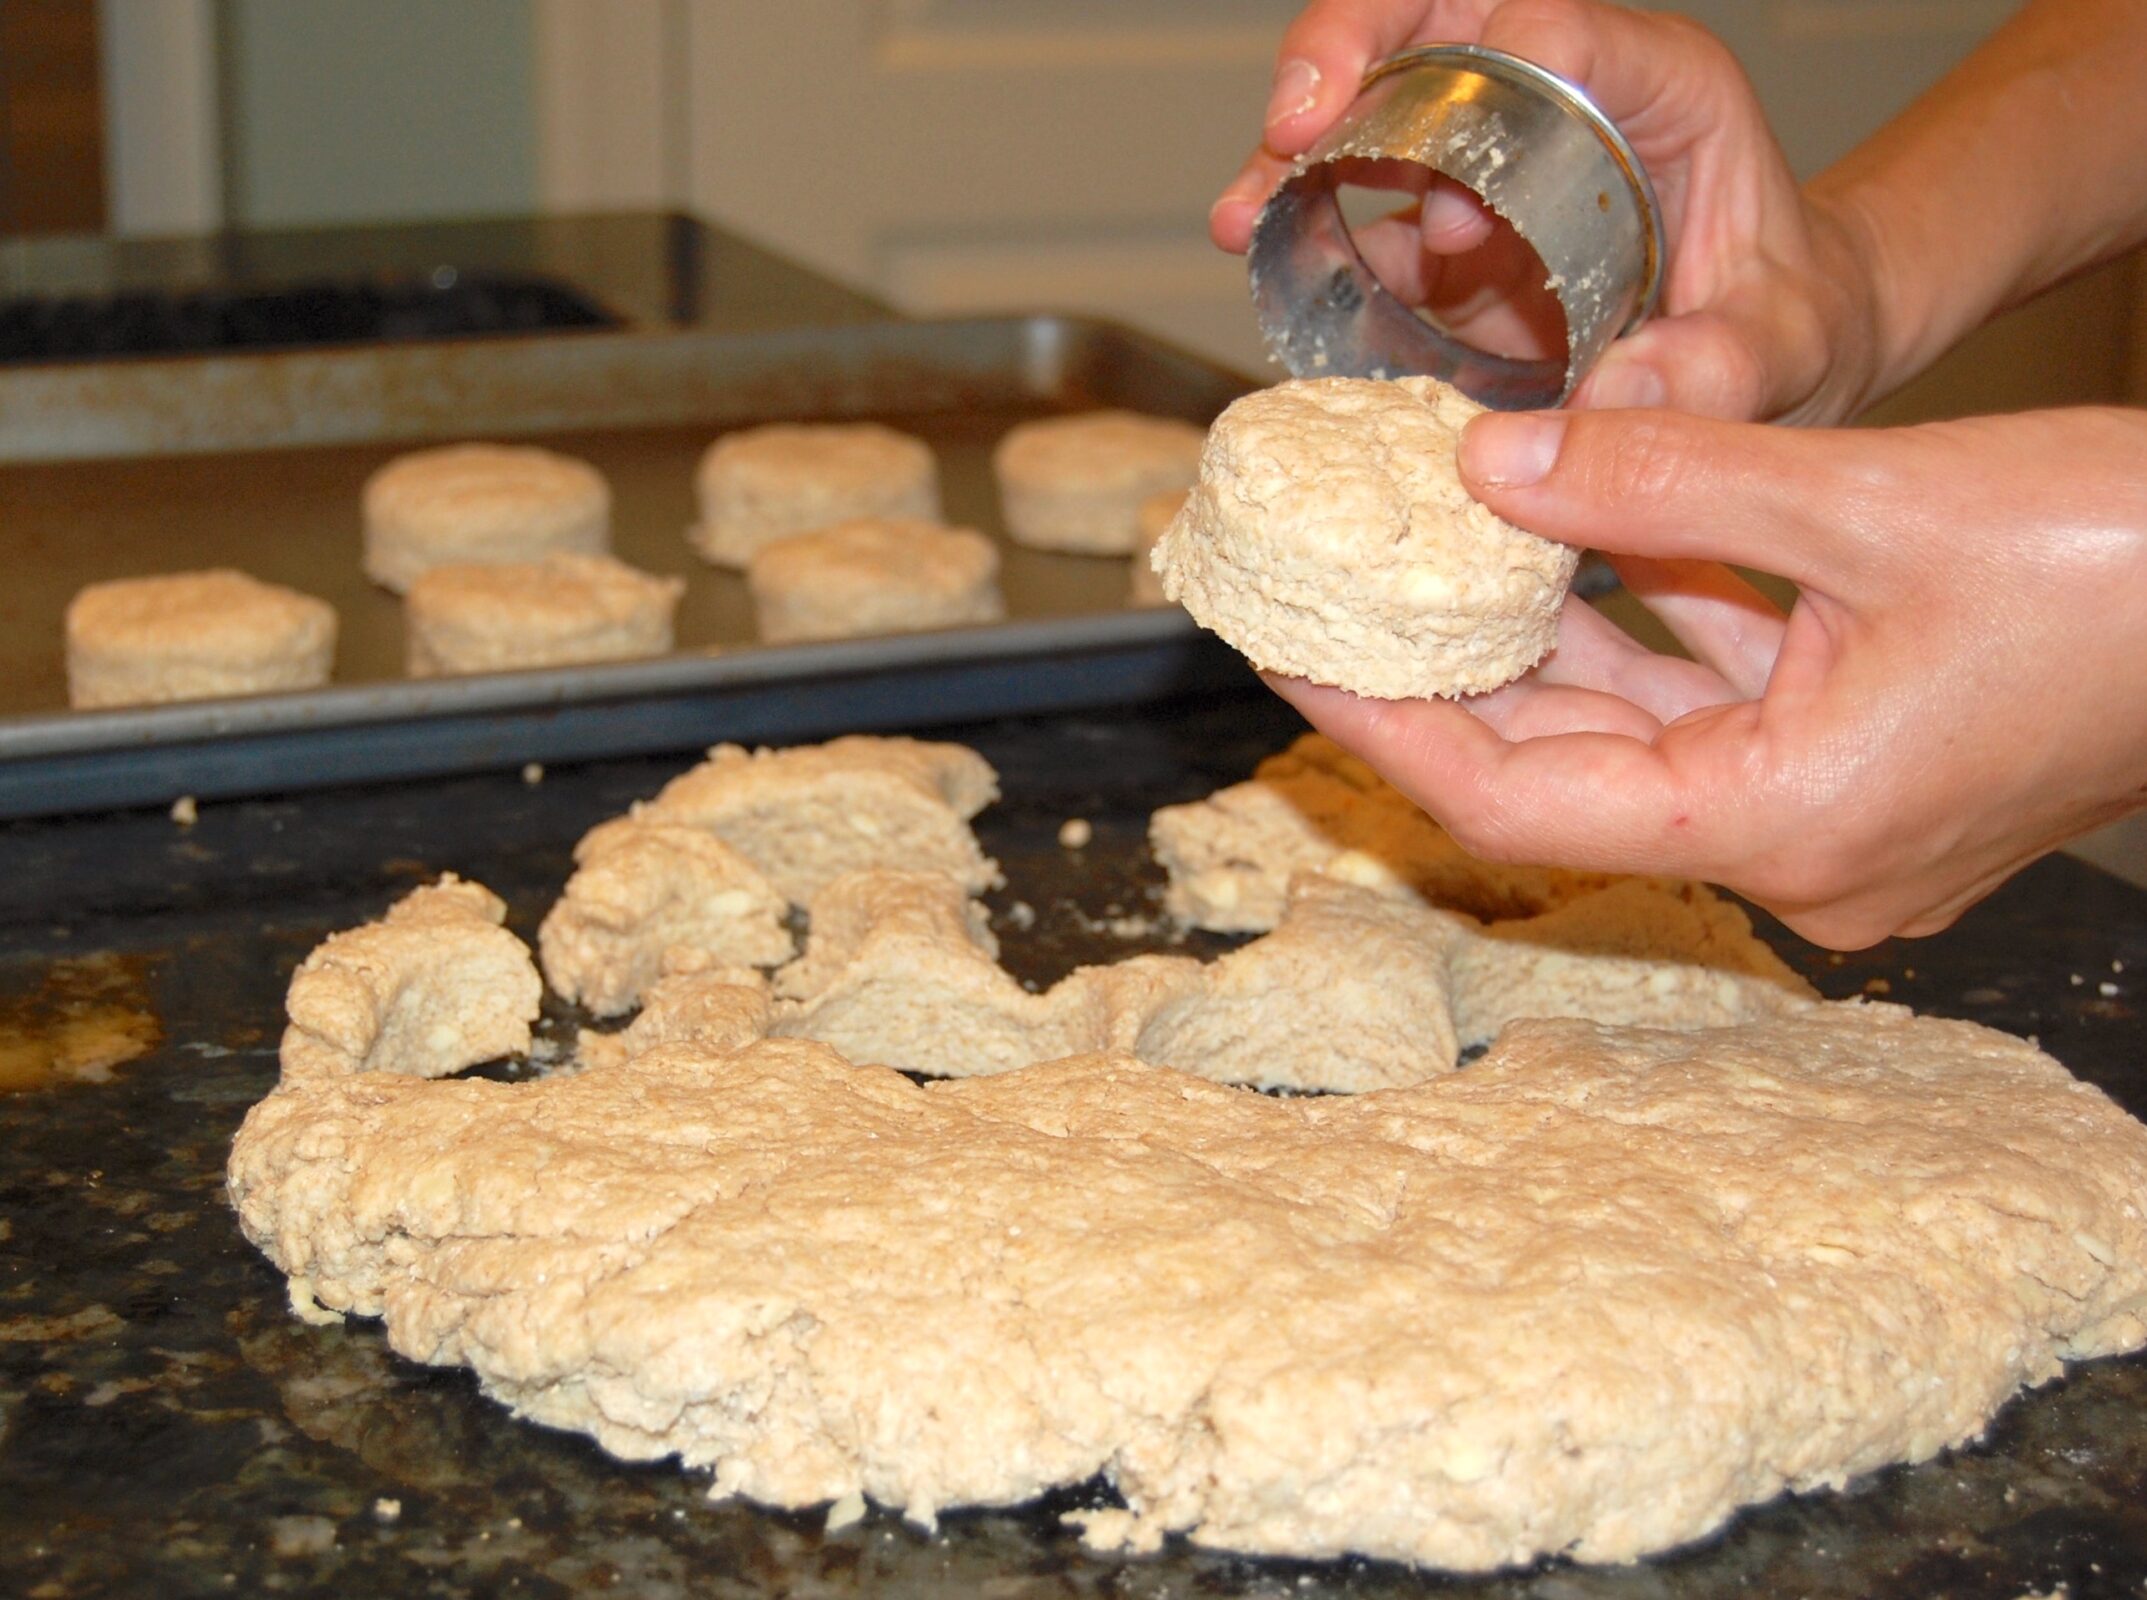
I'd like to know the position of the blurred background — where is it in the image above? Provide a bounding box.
[2,0,2138,412]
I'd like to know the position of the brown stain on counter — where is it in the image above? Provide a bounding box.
[0,952,161,1092]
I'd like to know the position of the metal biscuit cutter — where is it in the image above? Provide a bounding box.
[1248,44,1665,409]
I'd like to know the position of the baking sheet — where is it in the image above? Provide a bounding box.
[0,316,1253,817]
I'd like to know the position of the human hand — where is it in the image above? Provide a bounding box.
[1211,0,1881,423]
[1267,404,2147,948]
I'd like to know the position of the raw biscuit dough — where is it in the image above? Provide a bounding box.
[363,443,611,594]
[225,736,2147,1571]
[576,963,773,1076]
[747,517,1004,644]
[1129,874,1467,1091]
[230,994,2147,1570]
[280,876,540,1082]
[1129,488,1185,606]
[768,868,1806,1093]
[539,820,793,1017]
[1450,876,1813,1046]
[1151,732,1618,931]
[403,553,684,676]
[994,411,1205,555]
[770,869,1152,1077]
[1151,377,1578,699]
[633,735,1001,903]
[689,423,940,569]
[65,569,337,709]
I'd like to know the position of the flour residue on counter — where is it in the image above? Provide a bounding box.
[0,952,162,1092]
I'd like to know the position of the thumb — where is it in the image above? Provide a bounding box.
[1571,314,1770,421]
[1457,407,1869,591]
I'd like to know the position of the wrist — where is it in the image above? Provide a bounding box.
[1787,184,1892,424]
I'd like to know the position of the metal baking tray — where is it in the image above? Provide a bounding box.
[0,315,1258,818]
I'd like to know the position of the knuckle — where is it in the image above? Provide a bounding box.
[1703,334,1768,423]
[1581,416,1687,509]
[1434,798,1518,863]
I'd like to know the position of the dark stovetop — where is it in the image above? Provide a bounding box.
[0,272,621,363]
[0,211,891,354]
[3,688,2146,1599]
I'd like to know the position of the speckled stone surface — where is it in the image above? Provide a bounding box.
[4,689,2146,1599]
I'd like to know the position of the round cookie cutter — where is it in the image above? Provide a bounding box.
[1247,44,1665,409]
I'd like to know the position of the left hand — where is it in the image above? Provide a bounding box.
[1212,0,1879,422]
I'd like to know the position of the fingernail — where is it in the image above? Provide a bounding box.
[1461,412,1566,489]
[1264,59,1322,130]
[1584,357,1665,410]
[1211,158,1265,220]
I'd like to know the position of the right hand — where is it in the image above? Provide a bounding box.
[1268,401,2147,949]
[1210,0,1883,424]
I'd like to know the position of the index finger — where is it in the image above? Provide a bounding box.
[1265,0,1498,152]
[1267,675,1749,880]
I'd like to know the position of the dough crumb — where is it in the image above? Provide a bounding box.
[372,1498,402,1523]
[1865,977,1892,995]
[2100,981,2120,998]
[522,763,545,786]
[1058,817,1093,849]
[1002,899,1036,931]
[285,1277,344,1326]
[825,1490,867,1532]
[171,795,198,827]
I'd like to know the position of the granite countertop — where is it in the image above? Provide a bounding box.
[4,688,2147,1600]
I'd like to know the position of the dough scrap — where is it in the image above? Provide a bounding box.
[1130,873,1467,1091]
[634,736,1001,903]
[1152,733,1620,931]
[1151,377,1577,699]
[281,876,540,1081]
[763,869,1807,1093]
[229,1007,2147,1570]
[769,868,1176,1078]
[539,820,793,1018]
[1451,876,1813,1046]
[576,963,773,1076]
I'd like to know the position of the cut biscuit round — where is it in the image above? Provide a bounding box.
[747,517,1005,644]
[1152,377,1578,699]
[689,423,941,570]
[362,443,612,594]
[403,552,685,676]
[65,568,338,709]
[994,411,1204,555]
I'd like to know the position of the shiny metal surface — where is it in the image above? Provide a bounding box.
[1248,44,1663,408]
